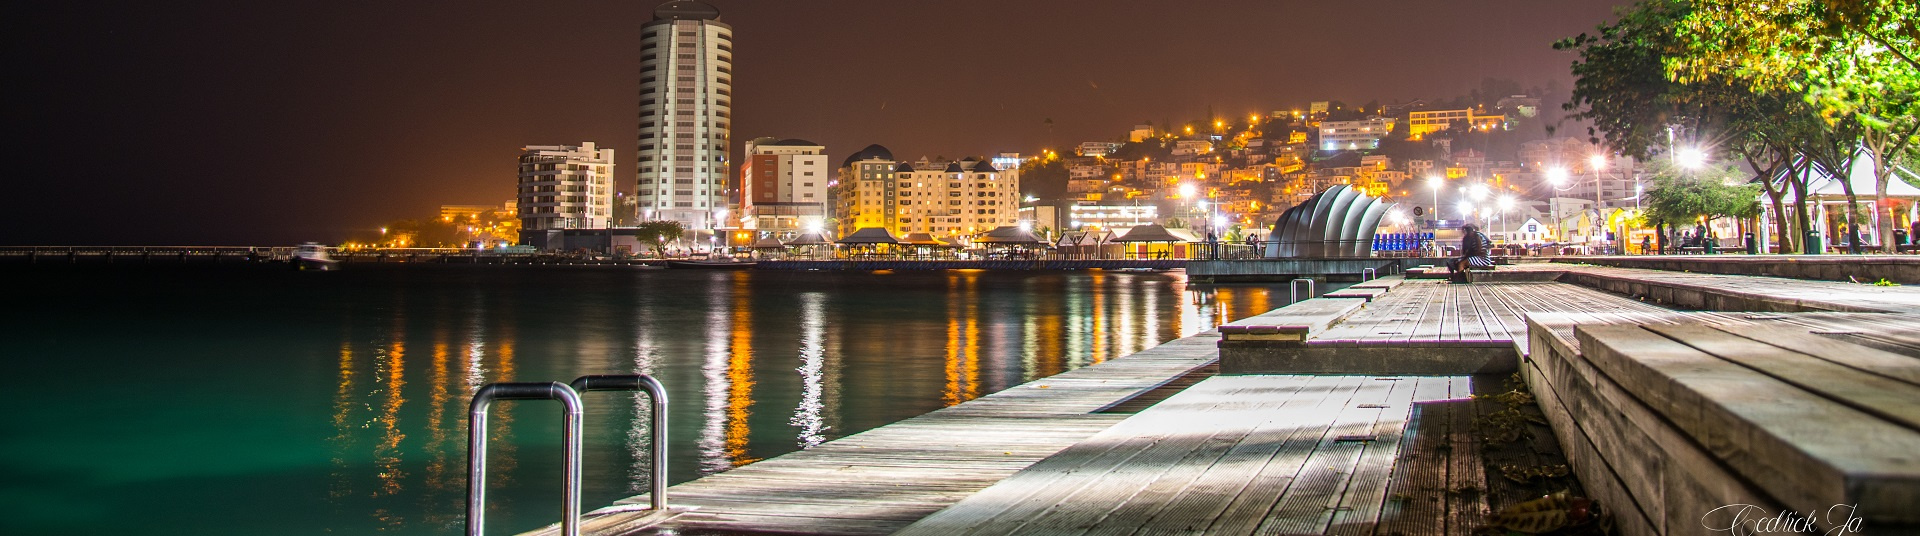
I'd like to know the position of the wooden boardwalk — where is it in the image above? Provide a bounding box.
[1311,280,1679,356]
[894,374,1498,536]
[1491,263,1920,314]
[522,259,1920,536]
[534,333,1226,536]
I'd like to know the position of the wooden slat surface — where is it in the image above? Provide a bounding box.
[531,333,1228,536]
[1577,324,1920,524]
[897,374,1475,536]
[1502,263,1920,314]
[1311,280,1673,355]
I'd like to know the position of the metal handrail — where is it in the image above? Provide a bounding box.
[570,374,670,514]
[467,382,585,536]
[1362,267,1377,281]
[1291,278,1317,303]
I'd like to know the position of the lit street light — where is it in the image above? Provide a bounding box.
[1676,147,1707,169]
[1426,175,1444,224]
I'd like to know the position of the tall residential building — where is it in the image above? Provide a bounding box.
[635,0,733,229]
[741,137,828,237]
[833,146,1021,239]
[516,142,615,232]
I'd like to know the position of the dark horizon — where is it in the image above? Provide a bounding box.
[7,0,1628,245]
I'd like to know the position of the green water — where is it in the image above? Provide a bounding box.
[0,265,1297,535]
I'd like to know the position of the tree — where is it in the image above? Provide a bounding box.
[633,220,684,256]
[1018,155,1070,201]
[1555,0,1734,161]
[1641,159,1762,242]
[1672,0,1920,252]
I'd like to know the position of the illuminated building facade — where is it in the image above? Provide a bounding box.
[516,142,614,231]
[833,147,1020,238]
[1407,109,1507,138]
[1319,117,1395,151]
[740,138,828,237]
[635,0,733,229]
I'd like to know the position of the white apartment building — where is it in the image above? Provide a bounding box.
[1319,117,1395,151]
[517,142,615,231]
[833,151,1020,239]
[635,0,733,229]
[741,137,828,237]
[1076,141,1120,157]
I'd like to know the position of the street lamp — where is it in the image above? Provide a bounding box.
[1546,167,1571,243]
[1590,154,1609,253]
[1675,148,1707,170]
[1497,195,1515,241]
[1426,175,1443,223]
[1179,183,1197,228]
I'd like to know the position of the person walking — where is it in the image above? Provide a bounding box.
[1446,224,1494,283]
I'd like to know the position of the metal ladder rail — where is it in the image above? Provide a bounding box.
[467,382,585,536]
[569,374,670,514]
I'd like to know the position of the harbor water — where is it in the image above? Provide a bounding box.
[0,265,1315,535]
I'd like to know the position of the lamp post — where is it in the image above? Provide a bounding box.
[1497,195,1515,242]
[1426,175,1443,224]
[1590,154,1610,253]
[1179,183,1197,229]
[1546,167,1571,246]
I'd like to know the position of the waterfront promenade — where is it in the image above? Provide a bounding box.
[520,259,1918,535]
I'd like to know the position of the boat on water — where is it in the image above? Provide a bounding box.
[291,243,339,271]
[666,254,756,270]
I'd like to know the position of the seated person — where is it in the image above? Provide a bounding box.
[1446,224,1494,283]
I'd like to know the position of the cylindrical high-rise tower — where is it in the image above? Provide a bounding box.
[636,0,732,231]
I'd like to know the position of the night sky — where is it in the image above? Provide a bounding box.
[7,0,1629,245]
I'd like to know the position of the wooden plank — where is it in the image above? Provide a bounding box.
[1253,376,1400,534]
[1648,324,1920,431]
[1577,324,1920,524]
[897,377,1302,536]
[1326,376,1430,536]
[1130,376,1364,535]
[1444,377,1490,536]
[1710,323,1920,387]
[1374,378,1457,536]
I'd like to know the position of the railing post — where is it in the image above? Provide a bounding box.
[570,374,670,513]
[468,382,584,536]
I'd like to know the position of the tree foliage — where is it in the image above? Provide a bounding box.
[633,220,684,255]
[1641,159,1762,228]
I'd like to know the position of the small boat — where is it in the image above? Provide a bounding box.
[292,242,340,271]
[666,254,756,270]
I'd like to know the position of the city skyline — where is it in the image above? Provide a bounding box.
[8,0,1628,245]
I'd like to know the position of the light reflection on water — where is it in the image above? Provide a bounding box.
[0,266,1307,536]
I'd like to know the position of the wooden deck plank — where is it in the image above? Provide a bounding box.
[1127,376,1363,536]
[1648,324,1920,430]
[1577,324,1920,524]
[1325,377,1426,536]
[1373,377,1457,536]
[1252,377,1405,535]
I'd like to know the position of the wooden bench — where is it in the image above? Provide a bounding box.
[1521,312,1920,536]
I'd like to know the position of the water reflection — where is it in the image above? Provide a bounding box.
[289,269,1293,535]
[790,292,827,448]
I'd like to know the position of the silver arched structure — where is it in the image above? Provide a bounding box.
[1264,185,1397,258]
